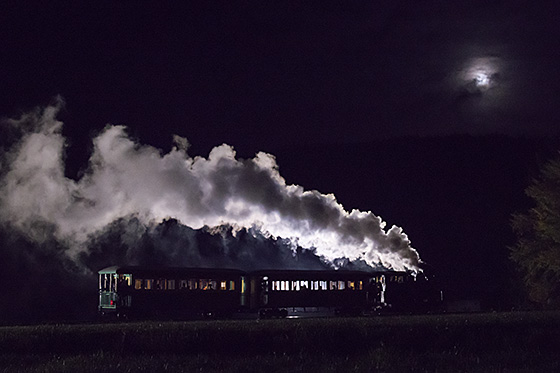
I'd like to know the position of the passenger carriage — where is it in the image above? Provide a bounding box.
[248,269,382,317]
[98,266,245,319]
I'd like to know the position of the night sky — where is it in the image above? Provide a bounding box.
[3,1,560,150]
[2,1,560,320]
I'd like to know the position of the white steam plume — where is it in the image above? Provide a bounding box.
[0,102,420,271]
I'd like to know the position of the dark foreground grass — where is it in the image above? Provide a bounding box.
[1,311,559,372]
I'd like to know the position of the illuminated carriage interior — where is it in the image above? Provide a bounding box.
[268,279,364,291]
[98,266,247,318]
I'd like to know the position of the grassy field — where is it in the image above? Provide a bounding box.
[1,311,559,372]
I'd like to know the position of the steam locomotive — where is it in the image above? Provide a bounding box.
[98,266,443,319]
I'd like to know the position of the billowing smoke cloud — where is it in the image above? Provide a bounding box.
[0,101,420,271]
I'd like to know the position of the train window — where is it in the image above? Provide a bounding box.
[145,279,154,290]
[348,281,355,290]
[272,280,290,291]
[200,279,217,290]
[319,281,327,290]
[101,274,110,291]
[311,281,319,290]
[156,279,166,290]
[338,281,345,290]
[358,281,363,290]
[329,281,337,290]
[241,277,247,306]
[291,281,300,291]
[117,274,132,289]
[189,279,198,290]
[168,279,176,290]
[134,279,142,290]
[180,280,188,290]
[300,280,309,290]
[220,281,227,291]
[229,280,235,290]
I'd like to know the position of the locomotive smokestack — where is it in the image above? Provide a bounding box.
[0,102,421,271]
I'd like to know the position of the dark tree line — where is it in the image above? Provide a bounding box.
[511,153,560,307]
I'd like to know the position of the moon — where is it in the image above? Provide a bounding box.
[460,57,501,92]
[475,72,490,88]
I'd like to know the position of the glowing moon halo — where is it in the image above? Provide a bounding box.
[459,57,501,92]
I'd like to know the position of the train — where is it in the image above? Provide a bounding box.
[98,266,443,319]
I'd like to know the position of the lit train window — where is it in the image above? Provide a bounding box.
[300,280,309,290]
[167,279,176,290]
[291,281,300,291]
[348,281,355,290]
[311,281,319,290]
[134,279,142,290]
[320,281,327,290]
[220,281,227,290]
[271,280,290,291]
[102,274,109,291]
[271,280,283,291]
[358,281,363,290]
[145,279,154,290]
[229,280,235,290]
[180,280,188,289]
[188,279,198,290]
[119,274,131,286]
[338,281,345,290]
[200,279,217,290]
[330,281,337,290]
